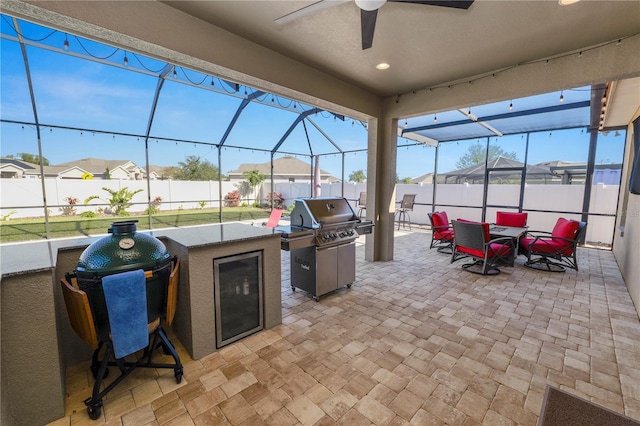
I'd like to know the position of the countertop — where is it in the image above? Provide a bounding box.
[1,223,281,278]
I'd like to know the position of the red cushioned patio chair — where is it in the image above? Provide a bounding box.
[451,219,515,275]
[428,211,454,253]
[520,217,587,272]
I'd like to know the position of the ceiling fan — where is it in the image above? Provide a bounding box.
[275,0,474,50]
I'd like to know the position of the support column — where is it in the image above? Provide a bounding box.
[366,116,398,261]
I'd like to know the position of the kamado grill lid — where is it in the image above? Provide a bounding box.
[76,220,170,274]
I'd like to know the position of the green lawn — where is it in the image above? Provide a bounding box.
[0,207,277,243]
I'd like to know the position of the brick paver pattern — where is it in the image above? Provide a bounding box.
[49,228,640,426]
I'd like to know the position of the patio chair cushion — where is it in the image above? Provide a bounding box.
[551,217,580,240]
[496,211,528,228]
[520,217,580,256]
[432,212,454,240]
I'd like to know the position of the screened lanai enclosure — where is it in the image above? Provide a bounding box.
[0,14,626,248]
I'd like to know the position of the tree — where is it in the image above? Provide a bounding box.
[242,169,266,204]
[455,143,518,169]
[172,155,220,181]
[104,167,111,180]
[17,153,50,166]
[398,177,413,184]
[349,169,366,183]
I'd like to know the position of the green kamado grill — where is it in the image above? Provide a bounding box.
[68,220,182,420]
[73,220,172,338]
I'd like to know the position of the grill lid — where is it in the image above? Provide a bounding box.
[76,220,170,275]
[290,197,358,228]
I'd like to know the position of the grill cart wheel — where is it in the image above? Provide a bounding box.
[87,404,101,420]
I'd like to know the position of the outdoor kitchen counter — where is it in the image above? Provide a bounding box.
[158,223,283,359]
[0,223,282,426]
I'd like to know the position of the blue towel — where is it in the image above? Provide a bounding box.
[102,269,149,359]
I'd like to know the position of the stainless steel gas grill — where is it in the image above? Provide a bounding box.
[278,197,372,300]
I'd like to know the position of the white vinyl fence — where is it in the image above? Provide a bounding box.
[1,179,619,245]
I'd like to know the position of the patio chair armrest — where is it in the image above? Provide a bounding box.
[433,224,453,231]
[531,235,578,245]
[487,236,516,247]
[523,230,552,238]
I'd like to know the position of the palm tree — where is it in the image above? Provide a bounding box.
[242,169,266,205]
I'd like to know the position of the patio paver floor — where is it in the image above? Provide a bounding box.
[49,229,640,425]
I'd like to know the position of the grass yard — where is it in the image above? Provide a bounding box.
[0,207,276,243]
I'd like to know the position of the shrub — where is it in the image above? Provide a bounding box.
[145,196,162,215]
[1,210,17,221]
[267,192,284,209]
[80,211,97,218]
[224,190,242,207]
[198,201,207,209]
[84,187,143,216]
[61,196,79,216]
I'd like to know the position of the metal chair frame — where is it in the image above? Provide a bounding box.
[357,192,367,218]
[451,220,516,275]
[395,194,416,230]
[522,221,587,272]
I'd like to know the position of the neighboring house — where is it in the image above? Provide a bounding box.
[0,157,165,180]
[438,157,556,184]
[227,155,337,184]
[54,158,152,180]
[412,173,434,184]
[0,158,73,179]
[536,160,622,185]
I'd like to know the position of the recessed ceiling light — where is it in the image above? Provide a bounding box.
[376,62,390,70]
[558,0,580,5]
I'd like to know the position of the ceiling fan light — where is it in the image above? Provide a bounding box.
[558,0,580,5]
[376,62,390,70]
[355,0,386,12]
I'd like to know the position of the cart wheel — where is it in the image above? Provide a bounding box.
[346,284,352,288]
[87,405,101,420]
[175,367,183,384]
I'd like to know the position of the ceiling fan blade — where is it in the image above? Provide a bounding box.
[275,0,349,25]
[388,0,474,9]
[361,9,378,50]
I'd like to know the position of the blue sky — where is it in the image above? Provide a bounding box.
[0,15,626,180]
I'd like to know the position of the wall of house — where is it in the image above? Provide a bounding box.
[613,107,640,318]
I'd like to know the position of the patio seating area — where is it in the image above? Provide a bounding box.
[50,228,640,425]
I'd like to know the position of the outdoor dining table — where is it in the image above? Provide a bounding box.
[489,225,528,264]
[489,225,528,240]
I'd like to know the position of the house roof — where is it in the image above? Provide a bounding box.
[412,173,434,184]
[440,156,555,182]
[227,156,335,179]
[54,158,136,174]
